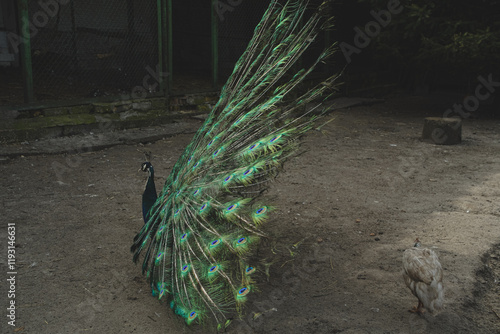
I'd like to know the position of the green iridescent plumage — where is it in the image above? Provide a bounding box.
[131,0,341,328]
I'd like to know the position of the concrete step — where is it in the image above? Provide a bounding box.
[0,93,219,143]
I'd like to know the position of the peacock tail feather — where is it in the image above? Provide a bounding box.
[132,0,341,328]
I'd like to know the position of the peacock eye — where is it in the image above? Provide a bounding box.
[237,286,250,297]
[270,134,281,143]
[188,311,197,320]
[256,207,267,215]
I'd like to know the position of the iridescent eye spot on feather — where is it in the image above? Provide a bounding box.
[174,209,181,216]
[181,264,190,273]
[209,265,219,274]
[236,237,247,245]
[180,233,188,241]
[237,287,250,297]
[213,148,221,157]
[270,134,281,143]
[256,207,267,215]
[155,252,164,264]
[210,239,221,248]
[224,175,233,183]
[244,169,252,176]
[245,266,255,275]
[156,226,165,240]
[200,202,209,213]
[193,189,200,196]
[188,311,197,321]
[249,142,260,151]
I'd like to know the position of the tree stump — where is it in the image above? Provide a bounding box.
[422,117,462,145]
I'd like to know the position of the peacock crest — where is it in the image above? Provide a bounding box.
[131,0,341,329]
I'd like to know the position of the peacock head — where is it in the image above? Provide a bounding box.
[141,162,153,172]
[413,238,421,248]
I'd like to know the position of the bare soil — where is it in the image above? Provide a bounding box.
[1,94,499,334]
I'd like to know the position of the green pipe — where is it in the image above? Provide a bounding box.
[156,0,164,94]
[126,0,135,72]
[166,0,172,94]
[210,0,219,87]
[18,0,34,103]
[70,0,78,73]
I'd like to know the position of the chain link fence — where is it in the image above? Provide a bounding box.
[1,0,335,108]
[1,0,160,106]
[31,0,159,99]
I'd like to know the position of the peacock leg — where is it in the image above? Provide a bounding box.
[409,301,425,314]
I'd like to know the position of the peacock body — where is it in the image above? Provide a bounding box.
[403,238,445,314]
[131,0,341,328]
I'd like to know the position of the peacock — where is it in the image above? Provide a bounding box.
[131,0,341,329]
[403,238,445,314]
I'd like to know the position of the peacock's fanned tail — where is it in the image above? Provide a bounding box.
[131,0,341,328]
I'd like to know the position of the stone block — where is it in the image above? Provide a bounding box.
[422,117,461,145]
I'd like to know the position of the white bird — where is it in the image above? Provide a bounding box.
[402,238,444,314]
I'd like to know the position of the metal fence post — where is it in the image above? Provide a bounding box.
[17,0,34,103]
[166,0,172,94]
[158,0,171,96]
[210,0,219,87]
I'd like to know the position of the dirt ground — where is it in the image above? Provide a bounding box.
[1,94,499,334]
